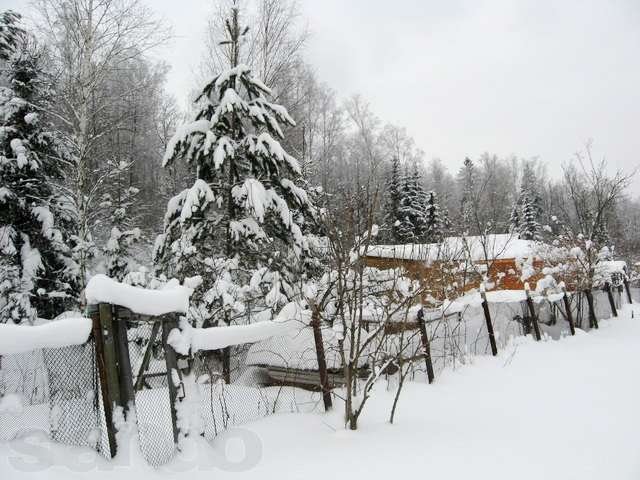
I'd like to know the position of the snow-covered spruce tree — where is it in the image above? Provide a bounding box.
[396,167,417,243]
[411,163,429,240]
[382,156,402,243]
[459,156,475,234]
[424,191,444,243]
[508,202,520,234]
[520,162,543,217]
[396,164,428,243]
[101,160,142,281]
[518,194,541,240]
[155,4,317,328]
[513,161,542,240]
[0,28,80,323]
[0,11,21,61]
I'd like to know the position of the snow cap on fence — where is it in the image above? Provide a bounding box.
[0,317,92,355]
[168,301,309,355]
[443,289,553,313]
[85,274,193,315]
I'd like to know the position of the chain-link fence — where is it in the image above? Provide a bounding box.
[194,340,322,443]
[0,339,110,457]
[1,286,632,467]
[125,318,323,466]
[419,289,628,378]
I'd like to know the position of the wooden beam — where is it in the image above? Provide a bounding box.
[91,306,118,458]
[417,309,435,384]
[604,283,618,318]
[480,289,498,356]
[99,304,122,408]
[112,313,136,412]
[623,278,633,304]
[562,288,576,336]
[524,290,542,341]
[88,304,119,458]
[222,346,231,384]
[110,306,156,322]
[584,289,599,329]
[162,316,181,445]
[134,321,161,391]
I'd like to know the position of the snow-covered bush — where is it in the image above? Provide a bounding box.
[305,213,426,429]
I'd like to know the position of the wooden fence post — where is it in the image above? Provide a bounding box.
[604,283,618,318]
[222,313,231,384]
[112,311,136,412]
[90,304,120,458]
[221,347,231,384]
[162,316,181,445]
[480,289,498,356]
[584,289,599,329]
[623,278,633,304]
[98,304,123,408]
[310,304,332,411]
[561,288,576,336]
[417,309,435,384]
[524,288,542,341]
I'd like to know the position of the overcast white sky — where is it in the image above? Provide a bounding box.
[7,0,640,191]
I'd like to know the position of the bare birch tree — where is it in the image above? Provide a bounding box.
[33,0,170,285]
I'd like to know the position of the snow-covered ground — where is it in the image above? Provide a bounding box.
[2,304,640,479]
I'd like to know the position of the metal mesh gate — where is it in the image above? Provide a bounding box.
[128,321,176,466]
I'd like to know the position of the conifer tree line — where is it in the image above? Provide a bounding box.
[383,156,448,244]
[0,1,638,325]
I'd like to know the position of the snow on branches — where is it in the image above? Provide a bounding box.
[0,30,79,323]
[155,6,320,329]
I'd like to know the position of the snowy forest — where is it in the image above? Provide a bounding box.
[1,1,640,477]
[1,0,638,326]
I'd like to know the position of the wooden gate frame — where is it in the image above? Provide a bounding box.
[88,303,183,457]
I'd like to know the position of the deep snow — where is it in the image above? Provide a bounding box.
[2,305,639,479]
